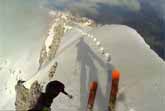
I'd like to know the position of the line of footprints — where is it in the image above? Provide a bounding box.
[64,25,111,62]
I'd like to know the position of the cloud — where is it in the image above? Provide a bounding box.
[67,1,98,16]
[47,0,141,16]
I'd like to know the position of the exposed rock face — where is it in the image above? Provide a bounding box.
[38,11,96,70]
[28,81,42,110]
[48,62,58,80]
[15,80,42,111]
[15,81,29,111]
[38,21,65,70]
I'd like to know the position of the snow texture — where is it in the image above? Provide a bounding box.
[0,24,165,111]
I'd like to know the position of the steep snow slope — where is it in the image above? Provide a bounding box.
[24,24,165,111]
[90,25,165,111]
[0,16,165,110]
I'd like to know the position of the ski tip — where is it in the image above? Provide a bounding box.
[112,69,120,80]
[90,81,98,90]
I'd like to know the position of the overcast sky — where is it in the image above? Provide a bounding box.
[46,0,164,19]
[47,0,141,16]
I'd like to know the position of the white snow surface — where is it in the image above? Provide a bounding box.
[0,24,165,111]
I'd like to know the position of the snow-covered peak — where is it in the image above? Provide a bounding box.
[38,11,96,70]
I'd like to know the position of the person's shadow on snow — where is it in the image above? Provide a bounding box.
[76,37,114,111]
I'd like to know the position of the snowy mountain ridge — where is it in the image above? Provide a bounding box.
[38,11,96,71]
[23,11,165,111]
[0,10,165,111]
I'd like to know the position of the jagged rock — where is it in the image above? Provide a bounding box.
[48,62,58,80]
[15,81,30,111]
[28,81,42,110]
[46,23,65,62]
[38,21,64,69]
[38,45,48,70]
[15,80,42,111]
[38,11,96,70]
